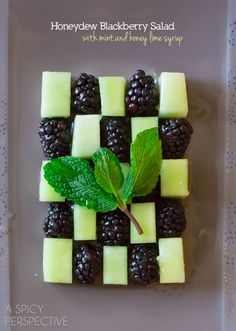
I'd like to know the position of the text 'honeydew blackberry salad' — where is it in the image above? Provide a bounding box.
[38,70,193,286]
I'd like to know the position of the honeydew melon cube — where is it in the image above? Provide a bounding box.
[103,246,128,285]
[131,117,158,141]
[73,205,96,241]
[39,161,65,202]
[43,238,72,284]
[41,71,71,118]
[130,202,156,243]
[71,115,101,158]
[159,72,188,118]
[158,238,185,283]
[160,159,189,198]
[99,77,126,116]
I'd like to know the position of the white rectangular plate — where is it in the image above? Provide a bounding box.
[0,0,235,330]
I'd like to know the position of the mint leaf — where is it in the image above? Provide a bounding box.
[44,157,118,212]
[122,169,135,201]
[122,128,162,201]
[93,148,124,196]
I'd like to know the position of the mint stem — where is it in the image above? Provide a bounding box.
[120,208,143,235]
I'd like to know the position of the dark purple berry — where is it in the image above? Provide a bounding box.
[100,117,131,162]
[129,245,159,285]
[97,209,130,245]
[74,244,102,284]
[43,202,73,238]
[157,199,186,237]
[38,118,71,159]
[159,119,193,159]
[126,69,158,116]
[72,73,101,115]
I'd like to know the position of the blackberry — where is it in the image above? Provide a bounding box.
[97,209,130,245]
[129,245,159,285]
[126,69,158,116]
[157,199,186,237]
[101,117,131,162]
[72,73,101,114]
[74,244,102,284]
[38,118,71,159]
[43,202,73,238]
[159,119,193,159]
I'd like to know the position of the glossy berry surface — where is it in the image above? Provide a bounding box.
[74,244,102,284]
[97,209,130,246]
[129,245,159,285]
[100,117,131,162]
[126,69,158,116]
[157,199,186,237]
[38,118,71,159]
[72,73,101,115]
[43,202,73,238]
[159,119,193,159]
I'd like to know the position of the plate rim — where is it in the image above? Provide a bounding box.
[1,0,236,330]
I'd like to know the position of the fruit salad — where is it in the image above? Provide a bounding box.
[38,69,193,286]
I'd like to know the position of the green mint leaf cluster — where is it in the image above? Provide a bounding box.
[122,128,162,201]
[43,128,162,233]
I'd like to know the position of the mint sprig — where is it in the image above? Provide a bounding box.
[43,128,162,235]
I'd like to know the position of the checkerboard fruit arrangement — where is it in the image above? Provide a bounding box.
[38,70,193,286]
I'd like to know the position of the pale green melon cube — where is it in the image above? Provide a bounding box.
[41,71,71,118]
[158,238,185,283]
[73,205,96,241]
[43,238,72,284]
[161,159,189,198]
[131,117,158,141]
[130,202,156,243]
[39,161,65,202]
[103,246,128,285]
[71,115,101,158]
[99,77,126,116]
[159,72,188,118]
